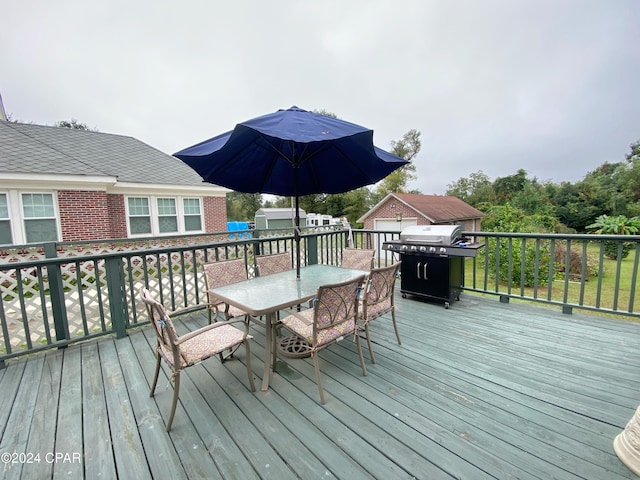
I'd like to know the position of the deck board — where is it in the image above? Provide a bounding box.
[53,346,84,479]
[24,350,62,480]
[82,342,117,480]
[98,339,151,480]
[0,292,638,479]
[1,357,43,480]
[124,325,204,479]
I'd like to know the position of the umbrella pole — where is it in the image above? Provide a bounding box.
[294,194,301,279]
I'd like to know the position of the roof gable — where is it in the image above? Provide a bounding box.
[394,193,484,222]
[359,192,484,223]
[0,121,207,186]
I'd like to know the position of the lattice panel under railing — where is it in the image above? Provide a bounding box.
[1,255,146,352]
[60,259,111,338]
[125,248,245,324]
[0,246,44,264]
[0,233,234,265]
[0,265,55,352]
[0,232,331,354]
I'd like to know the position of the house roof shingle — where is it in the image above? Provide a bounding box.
[358,192,484,223]
[0,121,207,186]
[393,193,484,222]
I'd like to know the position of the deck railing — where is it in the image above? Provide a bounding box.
[0,228,638,364]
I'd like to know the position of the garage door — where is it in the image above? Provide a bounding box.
[374,218,417,232]
[373,218,417,254]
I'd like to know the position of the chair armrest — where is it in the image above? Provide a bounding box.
[170,305,204,316]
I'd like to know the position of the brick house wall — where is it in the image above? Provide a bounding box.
[58,190,111,241]
[204,196,227,232]
[107,194,127,238]
[361,198,431,230]
[58,191,227,241]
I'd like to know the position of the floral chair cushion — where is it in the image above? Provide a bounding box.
[257,253,292,276]
[341,248,374,271]
[203,259,249,319]
[361,298,393,323]
[360,263,397,323]
[159,324,251,368]
[281,309,357,348]
[281,277,362,348]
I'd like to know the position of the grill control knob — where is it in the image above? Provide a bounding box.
[439,247,447,254]
[401,245,407,251]
[429,246,436,253]
[410,245,417,251]
[419,246,426,252]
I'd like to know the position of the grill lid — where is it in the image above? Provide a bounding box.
[400,225,462,245]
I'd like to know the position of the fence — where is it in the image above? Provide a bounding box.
[0,228,638,365]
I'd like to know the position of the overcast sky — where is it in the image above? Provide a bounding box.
[2,0,639,194]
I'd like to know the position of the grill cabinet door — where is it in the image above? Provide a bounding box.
[400,254,463,306]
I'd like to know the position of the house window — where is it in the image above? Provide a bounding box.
[22,193,57,243]
[157,198,178,233]
[0,193,12,245]
[127,196,204,237]
[0,191,60,245]
[128,197,151,235]
[183,198,202,231]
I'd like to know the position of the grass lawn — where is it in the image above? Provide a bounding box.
[464,245,639,320]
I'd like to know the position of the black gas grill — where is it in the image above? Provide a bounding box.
[382,225,481,308]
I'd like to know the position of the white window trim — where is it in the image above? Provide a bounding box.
[182,197,203,232]
[127,196,152,236]
[157,197,178,234]
[126,195,204,237]
[0,192,13,245]
[0,190,61,245]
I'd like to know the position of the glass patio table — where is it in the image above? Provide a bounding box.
[209,264,367,391]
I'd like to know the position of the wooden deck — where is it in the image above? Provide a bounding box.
[1,291,639,479]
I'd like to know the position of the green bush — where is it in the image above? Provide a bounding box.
[586,214,640,260]
[603,241,635,261]
[482,203,557,287]
[486,237,551,287]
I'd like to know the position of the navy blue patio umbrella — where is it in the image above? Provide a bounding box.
[174,106,408,277]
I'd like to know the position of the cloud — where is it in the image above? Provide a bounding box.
[2,0,639,194]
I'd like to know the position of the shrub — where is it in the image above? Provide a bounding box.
[586,214,640,260]
[486,237,551,287]
[553,244,599,280]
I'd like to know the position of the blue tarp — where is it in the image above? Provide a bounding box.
[227,221,251,239]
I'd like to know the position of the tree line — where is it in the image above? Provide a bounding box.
[230,135,640,234]
[447,139,640,234]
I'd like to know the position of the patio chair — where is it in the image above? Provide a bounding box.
[256,252,292,276]
[279,274,368,404]
[359,262,402,363]
[203,259,249,324]
[256,252,294,328]
[341,248,375,271]
[141,288,255,431]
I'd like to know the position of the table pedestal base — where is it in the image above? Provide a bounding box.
[278,335,312,358]
[614,406,640,476]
